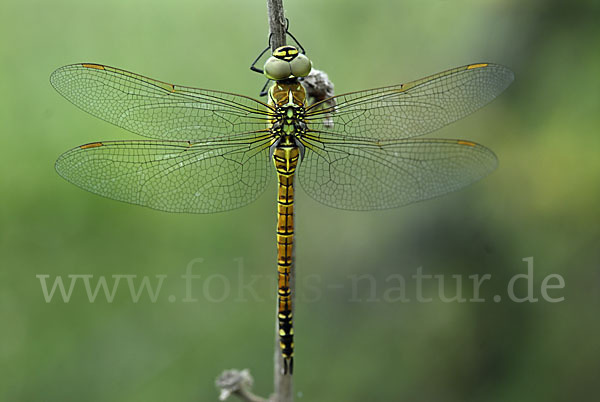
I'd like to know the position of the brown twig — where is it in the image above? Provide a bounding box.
[266,4,295,402]
[267,0,287,50]
[217,2,335,401]
[216,370,267,402]
[216,2,293,402]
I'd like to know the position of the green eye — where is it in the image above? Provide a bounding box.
[264,57,291,80]
[290,54,312,78]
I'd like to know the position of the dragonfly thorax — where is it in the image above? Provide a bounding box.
[268,86,307,164]
[274,105,306,133]
[269,104,306,162]
[269,83,307,138]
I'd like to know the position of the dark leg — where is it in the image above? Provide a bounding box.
[284,18,306,54]
[250,45,270,75]
[259,78,271,97]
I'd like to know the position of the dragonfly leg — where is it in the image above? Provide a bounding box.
[259,78,271,97]
[249,45,270,75]
[284,19,306,55]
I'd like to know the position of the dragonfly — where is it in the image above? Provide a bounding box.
[50,46,513,375]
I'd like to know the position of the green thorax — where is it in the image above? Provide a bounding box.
[268,81,307,171]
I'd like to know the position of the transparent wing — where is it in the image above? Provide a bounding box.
[305,63,514,142]
[55,138,272,213]
[50,63,273,141]
[297,137,497,210]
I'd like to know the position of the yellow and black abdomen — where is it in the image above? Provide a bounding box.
[273,146,299,374]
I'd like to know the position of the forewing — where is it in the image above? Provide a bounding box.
[298,138,497,210]
[55,139,272,213]
[305,63,514,142]
[50,63,272,141]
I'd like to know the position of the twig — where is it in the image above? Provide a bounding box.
[266,4,295,402]
[267,0,287,50]
[216,370,267,402]
[216,2,292,402]
[217,2,337,401]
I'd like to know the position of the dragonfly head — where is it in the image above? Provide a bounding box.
[264,45,312,81]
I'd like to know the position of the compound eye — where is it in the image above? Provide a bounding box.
[290,53,312,78]
[264,56,291,80]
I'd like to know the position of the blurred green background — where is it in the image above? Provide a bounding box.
[1,0,599,401]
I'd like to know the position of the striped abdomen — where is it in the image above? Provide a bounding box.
[273,145,299,375]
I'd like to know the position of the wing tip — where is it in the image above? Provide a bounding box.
[474,62,515,85]
[50,62,106,86]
